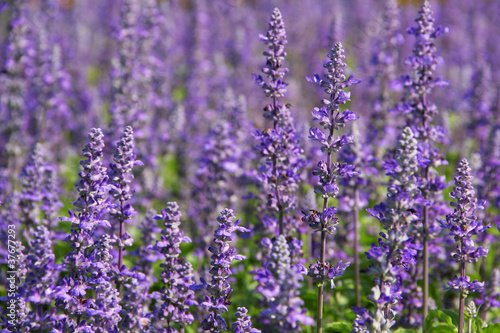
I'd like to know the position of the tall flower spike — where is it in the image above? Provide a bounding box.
[188,119,242,257]
[304,41,360,333]
[356,127,421,332]
[108,0,141,143]
[196,209,249,332]
[440,159,491,333]
[366,0,402,155]
[56,128,110,323]
[0,0,36,170]
[253,235,313,331]
[150,202,197,332]
[393,1,449,323]
[109,126,143,272]
[252,7,304,243]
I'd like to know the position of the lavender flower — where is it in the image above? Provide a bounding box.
[366,0,403,154]
[85,234,122,332]
[151,202,197,332]
[440,158,491,333]
[393,0,450,321]
[303,41,359,332]
[18,226,61,331]
[108,126,142,271]
[233,307,260,333]
[0,0,36,171]
[252,7,304,238]
[188,119,242,256]
[108,0,141,143]
[117,269,150,333]
[18,144,62,243]
[196,208,249,332]
[254,235,314,331]
[56,128,110,322]
[355,127,421,332]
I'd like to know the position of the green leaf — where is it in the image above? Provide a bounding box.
[481,323,500,333]
[441,309,459,327]
[430,323,457,333]
[392,328,418,333]
[324,322,352,333]
[425,309,458,333]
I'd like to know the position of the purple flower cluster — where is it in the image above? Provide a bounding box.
[440,158,491,332]
[2,1,500,333]
[252,7,304,237]
[150,202,197,332]
[303,41,360,331]
[233,307,260,333]
[441,159,490,295]
[108,126,143,270]
[195,208,249,332]
[253,235,313,331]
[355,127,421,331]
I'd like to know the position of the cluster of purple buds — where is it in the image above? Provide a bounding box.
[355,127,421,332]
[253,235,313,331]
[85,234,122,331]
[108,126,143,269]
[233,307,260,333]
[18,143,62,241]
[150,202,197,332]
[441,159,490,296]
[252,7,304,237]
[194,209,249,332]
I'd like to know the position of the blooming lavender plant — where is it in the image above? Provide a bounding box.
[85,234,122,332]
[393,0,450,321]
[365,0,403,156]
[195,208,249,332]
[253,234,313,331]
[150,202,197,332]
[188,119,242,256]
[252,7,304,238]
[303,41,360,332]
[108,0,141,143]
[108,126,142,272]
[55,128,111,324]
[0,0,36,172]
[354,127,421,332]
[18,226,61,331]
[440,158,491,333]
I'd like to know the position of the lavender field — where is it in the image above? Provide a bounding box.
[1,0,500,332]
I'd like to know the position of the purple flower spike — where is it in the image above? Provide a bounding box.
[150,202,197,331]
[252,7,305,242]
[304,41,359,331]
[108,126,142,271]
[356,127,421,331]
[85,234,122,330]
[198,208,249,332]
[56,128,110,324]
[254,235,313,331]
[442,158,491,332]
